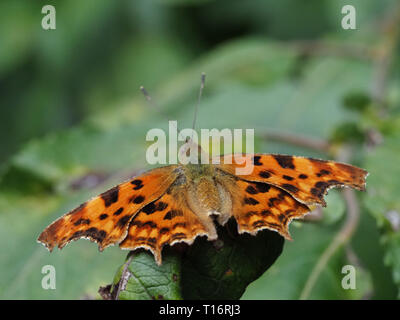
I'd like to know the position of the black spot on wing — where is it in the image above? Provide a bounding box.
[245,211,257,218]
[101,186,119,207]
[310,181,331,198]
[87,228,107,242]
[113,207,124,216]
[117,215,132,228]
[171,233,187,240]
[252,220,267,228]
[71,227,107,243]
[131,195,145,204]
[278,214,286,222]
[282,184,299,193]
[260,209,273,217]
[99,214,108,220]
[131,179,144,190]
[315,181,329,189]
[156,202,168,211]
[252,156,263,166]
[244,197,259,205]
[245,185,258,194]
[255,183,270,193]
[273,155,295,169]
[142,221,157,228]
[131,220,142,227]
[164,210,183,220]
[141,202,156,215]
[311,188,321,196]
[173,222,186,229]
[74,218,90,226]
[259,171,271,178]
[160,227,169,234]
[268,198,279,207]
[316,169,331,177]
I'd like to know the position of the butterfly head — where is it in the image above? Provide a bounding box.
[180,136,210,165]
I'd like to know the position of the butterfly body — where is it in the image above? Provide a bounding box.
[182,163,227,212]
[38,148,368,265]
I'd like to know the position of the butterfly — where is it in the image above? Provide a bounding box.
[37,141,368,265]
[37,75,368,265]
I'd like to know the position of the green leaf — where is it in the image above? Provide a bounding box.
[113,249,182,300]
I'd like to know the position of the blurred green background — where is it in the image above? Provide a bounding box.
[0,0,400,299]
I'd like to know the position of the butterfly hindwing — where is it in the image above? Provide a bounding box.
[217,154,368,206]
[120,190,213,265]
[220,177,310,239]
[37,166,180,251]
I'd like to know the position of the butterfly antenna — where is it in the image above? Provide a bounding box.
[139,85,181,137]
[140,86,155,106]
[192,72,206,132]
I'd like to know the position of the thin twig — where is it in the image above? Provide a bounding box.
[345,245,374,299]
[299,146,360,299]
[261,130,331,154]
[299,188,360,300]
[114,253,134,300]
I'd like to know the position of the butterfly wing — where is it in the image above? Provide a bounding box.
[37,166,180,251]
[214,153,368,239]
[120,188,215,265]
[216,154,368,206]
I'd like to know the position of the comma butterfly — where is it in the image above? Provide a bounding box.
[37,76,368,265]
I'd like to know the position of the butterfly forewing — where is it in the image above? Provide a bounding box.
[217,154,368,206]
[37,166,179,251]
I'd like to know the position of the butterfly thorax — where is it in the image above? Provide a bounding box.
[182,163,222,214]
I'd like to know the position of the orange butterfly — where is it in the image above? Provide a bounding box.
[37,78,368,266]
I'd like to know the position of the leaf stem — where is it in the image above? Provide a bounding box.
[114,253,134,300]
[299,188,360,300]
